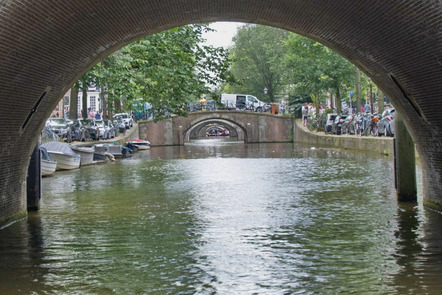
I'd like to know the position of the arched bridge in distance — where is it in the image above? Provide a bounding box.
[139,111,294,146]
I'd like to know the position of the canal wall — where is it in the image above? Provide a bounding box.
[74,123,140,147]
[293,120,394,156]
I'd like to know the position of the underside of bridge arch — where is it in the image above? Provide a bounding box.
[185,118,246,142]
[0,0,441,225]
[191,123,238,140]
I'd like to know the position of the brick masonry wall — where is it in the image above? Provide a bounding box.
[293,120,394,156]
[139,112,293,146]
[0,0,441,225]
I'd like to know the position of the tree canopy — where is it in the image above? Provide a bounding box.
[225,24,288,102]
[222,24,377,115]
[74,24,234,121]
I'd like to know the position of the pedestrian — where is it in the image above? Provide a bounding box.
[302,103,309,127]
[364,101,371,113]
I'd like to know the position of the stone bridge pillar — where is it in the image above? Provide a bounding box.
[394,113,417,202]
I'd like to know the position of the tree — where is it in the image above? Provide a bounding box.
[226,24,288,102]
[90,24,234,121]
[69,86,79,120]
[283,33,356,115]
[283,34,329,117]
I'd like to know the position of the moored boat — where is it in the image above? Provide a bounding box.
[40,146,57,177]
[93,144,115,162]
[129,139,151,150]
[41,141,80,171]
[95,143,131,158]
[71,145,95,166]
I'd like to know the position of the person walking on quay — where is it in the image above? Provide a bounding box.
[364,101,371,113]
[302,103,309,127]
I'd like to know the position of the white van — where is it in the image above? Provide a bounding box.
[220,94,267,112]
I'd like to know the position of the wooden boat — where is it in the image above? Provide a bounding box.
[40,146,57,177]
[71,145,95,166]
[129,139,151,150]
[41,141,80,171]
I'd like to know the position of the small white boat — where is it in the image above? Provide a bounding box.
[95,142,132,158]
[93,144,116,162]
[71,145,95,166]
[41,141,80,171]
[129,139,151,150]
[40,146,57,177]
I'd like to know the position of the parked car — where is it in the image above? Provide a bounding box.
[68,119,87,142]
[324,113,338,133]
[104,120,116,139]
[341,114,356,135]
[80,119,100,140]
[114,117,126,135]
[113,113,133,129]
[95,119,115,139]
[377,108,395,137]
[45,118,70,139]
[331,115,348,135]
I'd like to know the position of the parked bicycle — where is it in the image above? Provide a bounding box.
[362,113,379,136]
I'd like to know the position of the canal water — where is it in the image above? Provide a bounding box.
[1,140,442,294]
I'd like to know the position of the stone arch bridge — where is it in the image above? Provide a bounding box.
[0,1,441,226]
[139,111,293,146]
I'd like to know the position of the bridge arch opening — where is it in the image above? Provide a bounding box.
[0,1,441,225]
[185,118,247,143]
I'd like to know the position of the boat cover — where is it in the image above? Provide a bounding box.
[41,141,79,158]
[40,146,55,161]
[71,145,95,153]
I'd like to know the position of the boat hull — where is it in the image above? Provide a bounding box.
[130,140,151,150]
[48,152,80,170]
[71,147,95,166]
[41,159,57,176]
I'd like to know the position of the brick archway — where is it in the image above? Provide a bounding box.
[184,118,248,143]
[0,0,441,224]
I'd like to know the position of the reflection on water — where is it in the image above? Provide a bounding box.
[1,140,442,294]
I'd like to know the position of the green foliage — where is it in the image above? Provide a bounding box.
[283,34,356,114]
[224,24,288,102]
[88,24,234,121]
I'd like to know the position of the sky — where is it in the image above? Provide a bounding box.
[202,21,244,48]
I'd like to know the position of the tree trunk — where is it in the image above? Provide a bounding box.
[314,92,320,118]
[329,89,334,109]
[377,88,384,114]
[81,80,88,119]
[356,68,361,113]
[336,88,342,114]
[107,94,113,120]
[115,98,121,112]
[69,87,79,120]
[101,87,107,119]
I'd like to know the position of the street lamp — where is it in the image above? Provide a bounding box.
[264,87,268,95]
